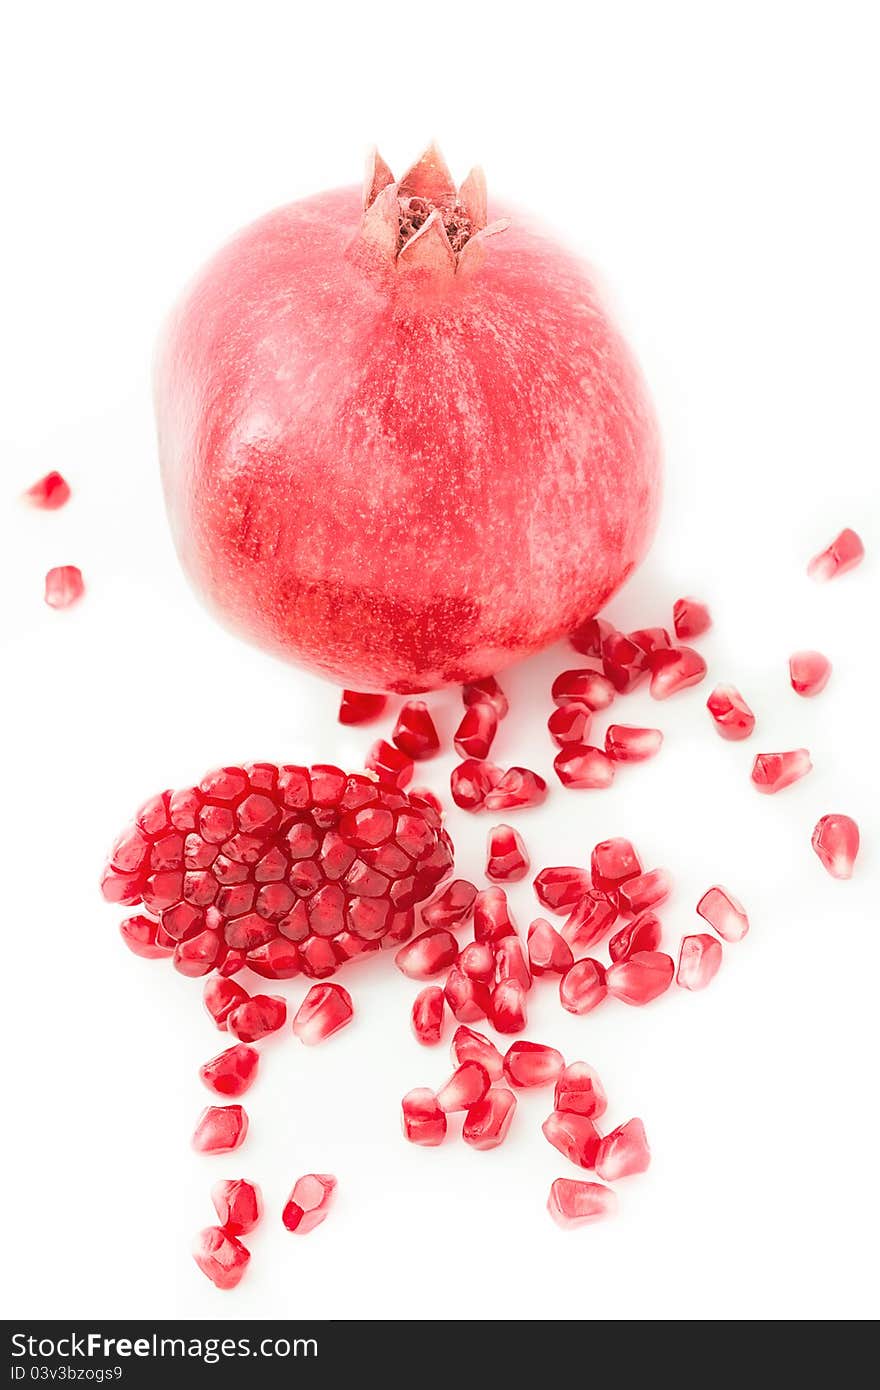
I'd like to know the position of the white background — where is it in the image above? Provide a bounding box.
[2,0,877,1323]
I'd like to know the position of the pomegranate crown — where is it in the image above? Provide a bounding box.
[358,142,509,278]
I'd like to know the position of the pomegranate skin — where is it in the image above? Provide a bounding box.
[156,170,661,693]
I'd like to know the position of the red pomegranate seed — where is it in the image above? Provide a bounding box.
[193,1226,250,1289]
[338,690,387,725]
[494,936,531,991]
[459,941,495,983]
[408,786,443,816]
[451,1025,504,1081]
[706,684,756,740]
[595,1117,651,1181]
[527,919,574,976]
[366,739,414,789]
[227,994,286,1043]
[212,1178,263,1235]
[554,746,614,789]
[503,1040,564,1088]
[554,1062,607,1120]
[462,1088,517,1150]
[282,1174,337,1233]
[696,885,749,942]
[393,701,440,760]
[568,615,614,656]
[604,724,663,763]
[436,1060,491,1112]
[548,704,592,748]
[559,958,607,1015]
[542,1110,601,1169]
[119,914,172,959]
[563,891,617,950]
[173,929,222,977]
[199,1044,259,1098]
[672,597,712,640]
[491,978,528,1033]
[789,650,832,697]
[551,669,616,710]
[454,703,498,759]
[602,631,649,692]
[807,527,864,581]
[591,838,641,891]
[751,748,812,793]
[192,1105,249,1155]
[484,766,548,811]
[606,950,674,1005]
[203,976,250,1030]
[811,814,860,879]
[486,824,530,882]
[24,469,71,509]
[462,676,509,720]
[444,966,491,1023]
[547,1179,617,1228]
[421,879,477,929]
[617,869,671,916]
[394,928,458,979]
[44,564,84,609]
[292,982,353,1044]
[533,866,592,914]
[411,986,446,1044]
[450,759,503,811]
[609,899,662,957]
[401,1087,447,1146]
[246,937,301,978]
[473,887,516,943]
[649,646,707,699]
[677,933,722,990]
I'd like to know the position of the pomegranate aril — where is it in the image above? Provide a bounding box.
[548,704,592,748]
[604,724,663,763]
[366,739,414,789]
[706,684,755,740]
[462,676,508,720]
[696,885,749,942]
[555,746,614,789]
[24,469,71,509]
[204,976,250,1029]
[617,869,671,917]
[282,1174,337,1233]
[246,937,301,978]
[607,950,674,1005]
[193,1226,250,1289]
[454,703,498,759]
[192,1105,249,1154]
[401,1087,447,1146]
[421,879,477,930]
[677,933,722,990]
[473,887,516,943]
[451,1025,504,1081]
[292,983,353,1044]
[503,1040,564,1088]
[44,564,84,609]
[807,527,864,581]
[568,615,614,656]
[484,766,548,811]
[199,1044,259,1097]
[444,966,491,1023]
[751,748,812,793]
[411,986,446,1045]
[527,919,573,976]
[494,936,531,991]
[649,646,707,699]
[227,994,286,1043]
[552,669,615,710]
[212,1178,263,1235]
[591,839,640,891]
[563,891,617,950]
[436,1060,491,1112]
[789,650,832,697]
[393,701,440,760]
[811,814,860,880]
[459,942,495,983]
[491,978,528,1033]
[173,929,221,977]
[534,866,592,915]
[462,1088,516,1149]
[595,1117,650,1181]
[395,928,458,979]
[559,958,607,1014]
[609,910,662,961]
[338,690,387,725]
[542,1110,601,1169]
[450,759,503,811]
[602,631,649,692]
[673,596,711,640]
[554,1062,607,1120]
[119,914,172,959]
[630,625,673,657]
[547,1179,617,1228]
[486,824,530,882]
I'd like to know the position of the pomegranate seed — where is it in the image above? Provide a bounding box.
[338,689,387,725]
[677,933,722,990]
[212,1179,263,1235]
[807,527,864,581]
[199,1044,259,1097]
[706,684,756,740]
[554,746,614,789]
[366,740,414,789]
[696,885,749,942]
[503,1040,564,1088]
[119,914,172,959]
[436,1060,491,1112]
[459,942,495,983]
[548,704,592,748]
[462,676,509,720]
[484,766,548,811]
[551,669,615,710]
[554,1062,607,1120]
[394,928,458,979]
[751,748,812,793]
[542,1110,601,1168]
[411,985,446,1044]
[568,615,614,656]
[491,978,528,1033]
[281,1174,337,1233]
[609,910,662,961]
[408,786,443,816]
[401,1087,447,1146]
[486,824,530,882]
[450,759,503,811]
[227,994,286,1043]
[604,724,663,763]
[421,879,477,929]
[444,966,491,1022]
[454,703,498,759]
[193,1227,250,1289]
[591,838,641,891]
[246,937,301,978]
[473,887,516,943]
[649,646,707,699]
[812,814,860,880]
[789,650,832,697]
[451,1026,504,1081]
[563,891,617,950]
[602,631,649,692]
[630,626,673,657]
[203,977,250,1029]
[462,1088,517,1149]
[617,869,671,916]
[44,564,84,609]
[24,469,71,509]
[494,936,531,990]
[292,982,353,1044]
[173,929,222,977]
[393,701,440,760]
[192,1105,249,1155]
[595,1117,651,1180]
[673,596,712,639]
[547,1179,617,1228]
[527,919,574,976]
[606,951,674,1005]
[533,866,592,914]
[559,958,608,1014]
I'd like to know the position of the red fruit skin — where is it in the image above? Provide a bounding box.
[156,182,661,693]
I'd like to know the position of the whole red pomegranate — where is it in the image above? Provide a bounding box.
[156,146,661,693]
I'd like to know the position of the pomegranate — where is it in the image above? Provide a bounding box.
[155,145,661,692]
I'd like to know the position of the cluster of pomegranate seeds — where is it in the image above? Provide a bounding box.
[338,690,387,725]
[789,650,832,697]
[751,748,812,794]
[696,886,749,942]
[282,1174,336,1233]
[293,982,353,1044]
[25,469,71,509]
[199,1044,259,1097]
[706,684,755,740]
[193,1226,251,1290]
[676,934,723,991]
[393,701,440,759]
[807,527,864,581]
[44,564,84,609]
[212,1179,263,1235]
[192,1105,249,1155]
[811,815,860,879]
[672,596,711,639]
[486,824,530,882]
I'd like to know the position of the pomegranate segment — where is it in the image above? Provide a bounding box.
[503,1041,565,1088]
[450,759,504,811]
[591,838,641,892]
[542,1110,601,1169]
[604,724,663,763]
[338,690,387,725]
[609,910,663,962]
[392,701,441,760]
[462,677,509,721]
[486,825,530,882]
[292,983,354,1044]
[394,928,458,979]
[227,995,287,1043]
[193,1226,250,1290]
[527,919,574,976]
[444,967,491,1023]
[672,597,712,639]
[491,978,528,1033]
[547,1179,617,1228]
[554,1062,607,1120]
[366,740,414,789]
[421,879,477,930]
[199,1045,260,1098]
[24,469,71,509]
[401,1088,447,1146]
[494,936,531,992]
[559,958,608,1014]
[551,669,616,710]
[649,646,707,699]
[548,705,592,748]
[811,815,860,879]
[563,892,618,951]
[595,1118,651,1181]
[677,934,722,990]
[807,527,865,581]
[606,951,674,1005]
[436,1061,491,1112]
[411,986,446,1044]
[462,1087,517,1150]
[119,914,172,959]
[554,746,615,789]
[706,685,756,740]
[751,748,812,794]
[204,977,250,1029]
[451,1026,504,1081]
[696,886,749,942]
[789,651,832,697]
[192,1105,249,1155]
[484,767,548,811]
[44,565,84,609]
[533,865,593,914]
[617,870,671,917]
[454,703,498,760]
[211,1179,263,1235]
[473,887,517,944]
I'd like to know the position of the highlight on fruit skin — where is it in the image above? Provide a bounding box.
[155,144,662,693]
